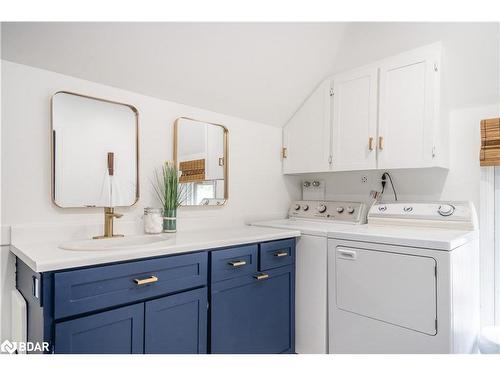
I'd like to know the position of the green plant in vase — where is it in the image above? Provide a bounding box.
[152,161,185,233]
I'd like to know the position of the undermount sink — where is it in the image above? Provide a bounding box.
[59,234,174,251]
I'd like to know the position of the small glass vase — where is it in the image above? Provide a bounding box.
[163,208,177,233]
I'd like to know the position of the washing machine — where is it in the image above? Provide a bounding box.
[327,201,480,353]
[252,200,367,354]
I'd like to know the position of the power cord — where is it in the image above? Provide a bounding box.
[381,172,398,201]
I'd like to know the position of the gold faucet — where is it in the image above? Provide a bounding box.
[93,207,124,239]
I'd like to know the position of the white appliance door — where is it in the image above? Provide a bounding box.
[335,246,437,335]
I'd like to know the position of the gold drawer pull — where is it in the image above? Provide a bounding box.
[274,251,288,257]
[133,276,158,285]
[254,273,269,281]
[228,260,247,267]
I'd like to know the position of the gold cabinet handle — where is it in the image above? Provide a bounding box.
[368,137,374,151]
[378,136,384,150]
[254,273,269,281]
[218,157,224,166]
[274,251,288,257]
[228,260,247,267]
[133,275,158,285]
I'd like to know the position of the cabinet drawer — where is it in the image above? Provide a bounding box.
[259,238,295,271]
[54,251,207,319]
[211,244,258,282]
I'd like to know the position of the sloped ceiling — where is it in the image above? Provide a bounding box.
[2,22,498,127]
[1,22,348,127]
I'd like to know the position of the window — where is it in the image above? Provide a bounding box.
[182,181,217,205]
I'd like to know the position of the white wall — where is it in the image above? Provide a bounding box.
[0,60,300,340]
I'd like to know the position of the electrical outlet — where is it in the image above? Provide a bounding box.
[361,176,368,183]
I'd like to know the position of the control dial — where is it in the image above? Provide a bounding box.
[317,204,327,213]
[438,204,455,217]
[294,204,301,211]
[336,207,344,213]
[347,207,355,214]
[303,204,309,211]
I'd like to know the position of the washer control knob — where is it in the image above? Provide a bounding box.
[336,207,344,213]
[378,205,387,212]
[303,181,311,187]
[303,204,309,211]
[294,204,301,211]
[438,204,455,217]
[403,206,413,212]
[347,207,355,214]
[317,204,327,213]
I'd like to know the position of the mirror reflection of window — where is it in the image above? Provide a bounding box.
[175,118,227,206]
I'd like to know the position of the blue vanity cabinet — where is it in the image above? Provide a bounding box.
[15,237,296,354]
[54,303,144,354]
[210,263,295,354]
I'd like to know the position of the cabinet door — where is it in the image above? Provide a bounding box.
[332,66,378,171]
[211,265,294,354]
[378,44,441,169]
[54,303,144,354]
[283,79,332,174]
[145,288,207,354]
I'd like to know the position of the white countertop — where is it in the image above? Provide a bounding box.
[10,225,300,273]
[251,219,476,251]
[327,224,476,251]
[251,219,359,236]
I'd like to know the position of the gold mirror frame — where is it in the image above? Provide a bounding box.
[173,117,229,205]
[50,91,140,208]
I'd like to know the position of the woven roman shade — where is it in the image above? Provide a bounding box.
[480,118,500,166]
[179,159,206,183]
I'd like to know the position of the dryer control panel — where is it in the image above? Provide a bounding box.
[288,200,367,224]
[368,201,478,230]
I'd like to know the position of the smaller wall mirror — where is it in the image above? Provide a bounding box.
[51,92,139,208]
[174,117,228,206]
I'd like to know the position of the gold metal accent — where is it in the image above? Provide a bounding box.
[368,137,374,151]
[274,251,288,257]
[93,207,124,239]
[50,91,140,208]
[254,273,269,280]
[378,136,384,150]
[133,275,159,285]
[173,117,229,206]
[107,152,115,176]
[282,147,288,159]
[228,260,247,267]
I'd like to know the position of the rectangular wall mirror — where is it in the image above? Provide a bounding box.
[51,91,139,208]
[174,117,228,206]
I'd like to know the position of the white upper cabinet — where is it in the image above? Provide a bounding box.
[282,79,332,174]
[282,42,447,174]
[331,66,378,171]
[377,43,443,169]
